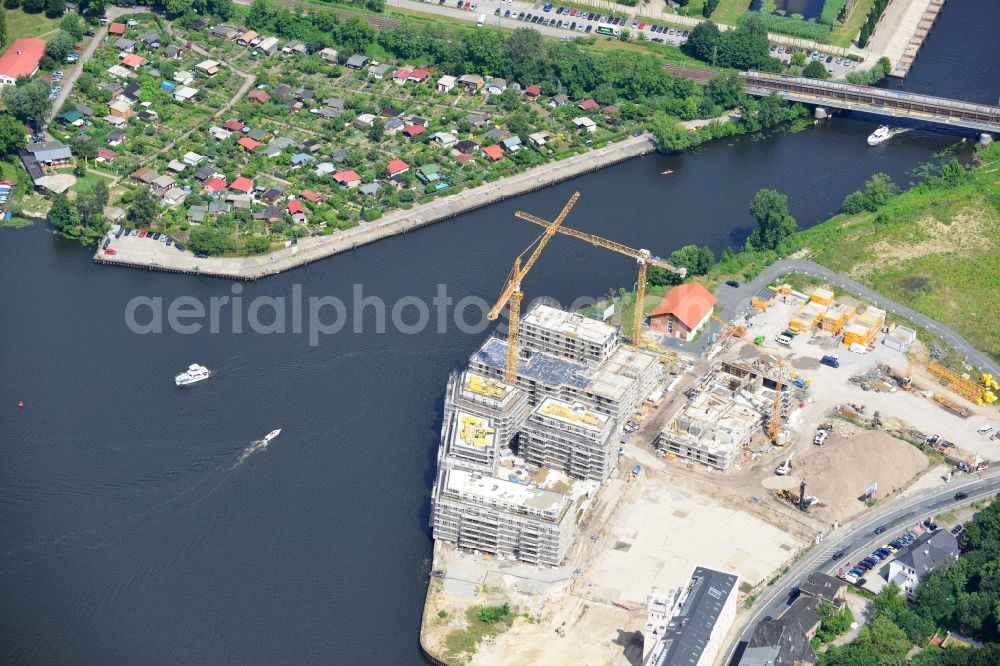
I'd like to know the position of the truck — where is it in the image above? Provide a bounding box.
[820,355,840,368]
[477,13,487,26]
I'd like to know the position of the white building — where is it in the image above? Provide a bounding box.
[521,398,617,482]
[888,530,959,598]
[519,304,620,366]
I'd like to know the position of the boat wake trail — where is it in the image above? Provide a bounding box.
[232,440,268,469]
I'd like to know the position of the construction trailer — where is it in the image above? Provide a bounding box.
[752,287,778,310]
[810,287,835,307]
[883,325,917,352]
[789,301,828,334]
[843,306,886,348]
[821,303,856,335]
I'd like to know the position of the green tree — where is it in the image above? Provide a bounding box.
[48,193,80,233]
[128,187,159,227]
[72,137,97,163]
[803,60,830,79]
[477,602,510,625]
[165,0,193,17]
[862,172,897,210]
[842,190,867,214]
[3,0,18,9]
[242,234,271,254]
[0,9,7,48]
[702,0,719,17]
[21,0,44,13]
[77,180,108,227]
[705,74,744,109]
[668,244,715,276]
[0,113,26,159]
[367,119,384,143]
[791,50,807,67]
[684,21,720,62]
[188,224,236,255]
[649,113,690,154]
[2,78,52,126]
[209,0,233,20]
[60,12,84,40]
[337,16,376,54]
[44,31,75,63]
[45,0,65,18]
[748,188,796,250]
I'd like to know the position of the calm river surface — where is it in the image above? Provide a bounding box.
[1,2,997,663]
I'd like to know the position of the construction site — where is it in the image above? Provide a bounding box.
[419,194,1000,666]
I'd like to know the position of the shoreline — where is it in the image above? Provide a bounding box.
[93,135,657,281]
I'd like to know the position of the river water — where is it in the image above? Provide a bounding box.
[1,3,997,663]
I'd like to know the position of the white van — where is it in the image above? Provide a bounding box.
[776,333,792,347]
[477,13,487,27]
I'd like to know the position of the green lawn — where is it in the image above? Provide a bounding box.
[4,8,61,41]
[62,169,116,194]
[678,0,751,26]
[828,0,874,47]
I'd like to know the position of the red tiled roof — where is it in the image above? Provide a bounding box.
[121,53,146,68]
[0,39,46,79]
[481,145,503,161]
[649,283,718,330]
[230,176,253,192]
[205,177,226,192]
[97,147,116,161]
[387,159,409,175]
[333,170,360,184]
[578,98,600,111]
[604,105,620,114]
[301,189,321,203]
[237,137,261,151]
[393,67,413,80]
[287,199,305,214]
[402,124,425,137]
[248,90,269,102]
[524,84,541,97]
[455,153,475,165]
[109,23,126,36]
[409,68,429,81]
[223,119,245,131]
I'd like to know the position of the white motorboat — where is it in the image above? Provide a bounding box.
[263,429,281,443]
[175,364,211,386]
[867,125,892,146]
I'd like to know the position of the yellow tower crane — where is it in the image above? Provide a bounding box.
[711,313,785,442]
[513,212,686,344]
[488,192,580,384]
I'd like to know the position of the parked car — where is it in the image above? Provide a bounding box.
[820,355,840,368]
[175,243,186,252]
[951,523,964,535]
[725,279,740,288]
[194,252,208,259]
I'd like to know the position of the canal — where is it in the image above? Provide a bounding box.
[0,2,997,663]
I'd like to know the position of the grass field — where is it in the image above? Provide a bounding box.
[828,0,874,47]
[796,144,1000,362]
[678,0,872,47]
[4,8,61,41]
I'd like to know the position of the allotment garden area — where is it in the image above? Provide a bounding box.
[39,3,758,256]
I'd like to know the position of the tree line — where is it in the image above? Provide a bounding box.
[858,0,890,48]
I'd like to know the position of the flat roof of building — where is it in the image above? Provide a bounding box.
[588,345,659,402]
[522,304,617,347]
[652,566,739,666]
[474,337,591,390]
[446,469,568,514]
[452,411,496,449]
[535,397,608,431]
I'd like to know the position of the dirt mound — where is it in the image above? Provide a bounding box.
[778,428,929,523]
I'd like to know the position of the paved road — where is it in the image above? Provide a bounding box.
[722,470,1000,665]
[709,259,1000,376]
[46,5,140,128]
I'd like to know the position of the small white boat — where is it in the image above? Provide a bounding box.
[867,125,892,146]
[175,364,211,386]
[263,429,281,443]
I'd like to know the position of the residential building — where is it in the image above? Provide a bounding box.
[436,75,456,92]
[319,47,338,63]
[520,397,617,482]
[25,141,72,166]
[549,92,569,107]
[643,567,739,666]
[740,616,817,666]
[433,132,458,148]
[481,145,503,161]
[888,530,959,598]
[572,116,597,133]
[370,63,391,79]
[256,37,280,55]
[387,159,410,177]
[648,283,717,341]
[0,39,45,86]
[501,136,522,152]
[173,86,198,102]
[487,77,507,94]
[519,304,619,366]
[578,98,600,111]
[345,54,369,69]
[196,59,220,76]
[458,74,483,92]
[333,170,361,188]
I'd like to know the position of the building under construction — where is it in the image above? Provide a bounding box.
[656,357,793,470]
[431,303,661,566]
[521,397,617,482]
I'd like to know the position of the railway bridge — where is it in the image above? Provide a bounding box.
[742,72,1000,134]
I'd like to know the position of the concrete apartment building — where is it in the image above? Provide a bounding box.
[469,304,661,425]
[437,371,530,472]
[519,305,620,366]
[521,397,617,482]
[431,468,578,566]
[643,567,740,666]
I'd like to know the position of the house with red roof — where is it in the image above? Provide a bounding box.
[402,124,426,139]
[408,68,429,84]
[287,199,307,224]
[300,189,321,204]
[222,119,245,132]
[230,176,253,193]
[392,67,413,84]
[333,170,361,188]
[238,136,261,151]
[523,84,541,100]
[0,39,46,86]
[648,283,718,341]
[205,177,226,192]
[387,159,410,177]
[578,98,600,111]
[120,53,147,70]
[108,23,127,37]
[96,148,117,164]
[481,144,503,161]
[248,89,270,104]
